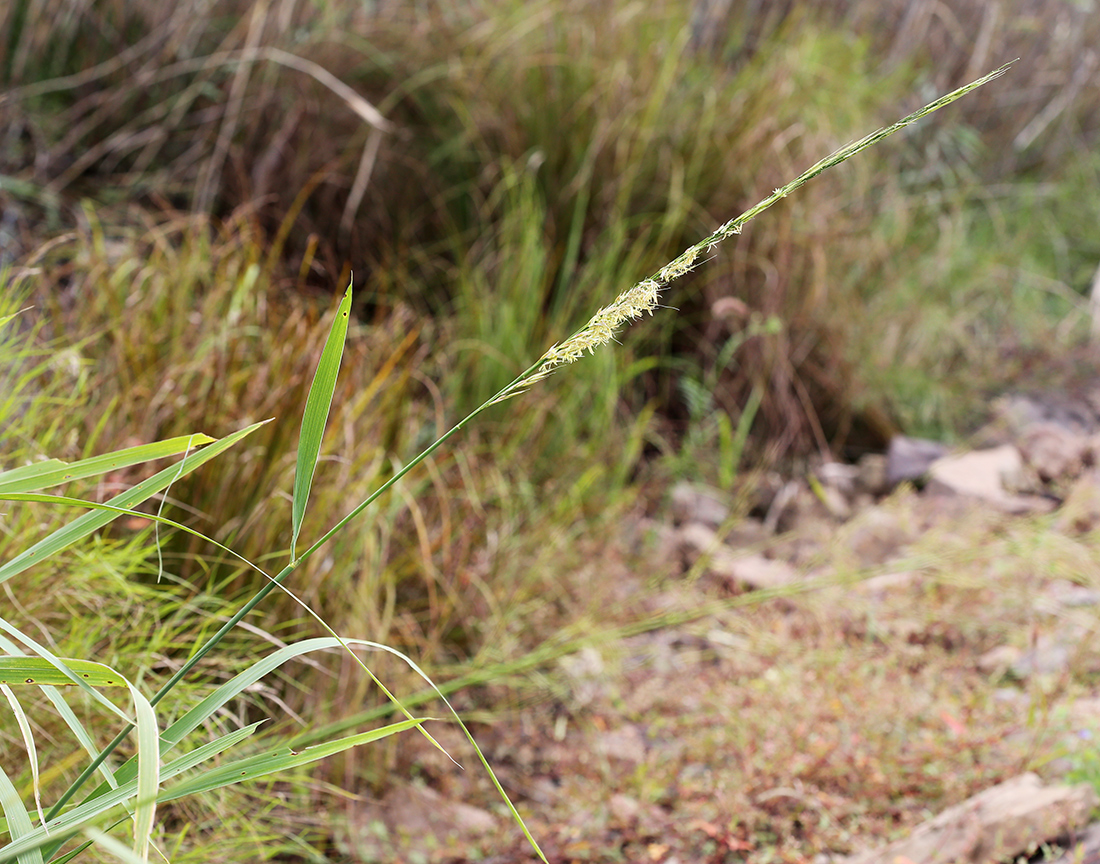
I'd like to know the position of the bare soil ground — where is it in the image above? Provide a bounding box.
[332,465,1100,864]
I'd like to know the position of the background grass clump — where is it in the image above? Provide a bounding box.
[2,0,1100,860]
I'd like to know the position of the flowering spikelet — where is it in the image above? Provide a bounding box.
[483,62,1012,409]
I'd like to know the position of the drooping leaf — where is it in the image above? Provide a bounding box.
[0,433,215,494]
[291,283,352,557]
[0,760,44,864]
[0,420,269,586]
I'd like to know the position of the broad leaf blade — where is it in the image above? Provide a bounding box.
[291,283,352,557]
[0,420,269,586]
[0,434,215,494]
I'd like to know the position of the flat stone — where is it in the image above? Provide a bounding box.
[857,453,890,496]
[678,523,799,590]
[595,724,646,766]
[1013,635,1072,678]
[977,644,1022,676]
[927,446,1053,514]
[844,773,1097,864]
[342,782,498,859]
[670,482,730,528]
[1020,421,1092,483]
[887,436,950,485]
[855,570,920,599]
[1057,471,1100,535]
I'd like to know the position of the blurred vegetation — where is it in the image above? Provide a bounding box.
[2,0,1100,859]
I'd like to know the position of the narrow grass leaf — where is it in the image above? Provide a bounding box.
[161,637,349,748]
[0,494,269,589]
[41,686,119,790]
[0,307,32,329]
[78,639,341,805]
[13,725,263,863]
[291,282,351,558]
[0,657,132,688]
[0,624,132,723]
[126,684,158,861]
[0,434,215,494]
[0,685,45,831]
[82,828,152,864]
[0,637,117,792]
[0,764,43,864]
[161,717,425,800]
[0,420,269,586]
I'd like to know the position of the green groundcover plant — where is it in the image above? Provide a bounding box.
[0,65,1008,862]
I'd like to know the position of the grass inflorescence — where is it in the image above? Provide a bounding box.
[2,1,1099,860]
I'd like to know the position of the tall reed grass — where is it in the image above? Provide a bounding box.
[0,65,1007,861]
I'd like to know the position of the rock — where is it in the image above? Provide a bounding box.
[886,436,950,486]
[670,482,730,528]
[844,773,1098,864]
[857,453,890,496]
[1013,634,1073,679]
[1046,822,1100,864]
[817,482,853,521]
[559,646,609,708]
[847,508,910,568]
[817,461,859,498]
[595,724,647,766]
[677,523,799,591]
[926,445,1054,514]
[608,793,643,824]
[977,644,1022,676]
[1019,421,1092,483]
[855,570,921,600]
[342,782,498,859]
[719,553,799,590]
[1057,471,1100,535]
[989,394,1098,439]
[1042,578,1100,609]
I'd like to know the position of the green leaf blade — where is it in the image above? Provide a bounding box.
[0,657,129,689]
[0,433,215,494]
[0,420,269,587]
[0,762,44,864]
[161,718,424,801]
[291,282,352,557]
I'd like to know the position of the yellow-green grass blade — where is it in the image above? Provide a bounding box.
[0,434,215,494]
[41,685,119,791]
[160,717,425,800]
[125,684,158,861]
[0,765,43,864]
[0,638,119,797]
[6,724,263,862]
[0,420,269,586]
[161,637,348,748]
[0,685,45,833]
[0,657,132,688]
[81,828,153,864]
[0,494,269,588]
[0,306,32,330]
[80,637,396,806]
[0,624,132,723]
[290,282,352,558]
[9,721,421,861]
